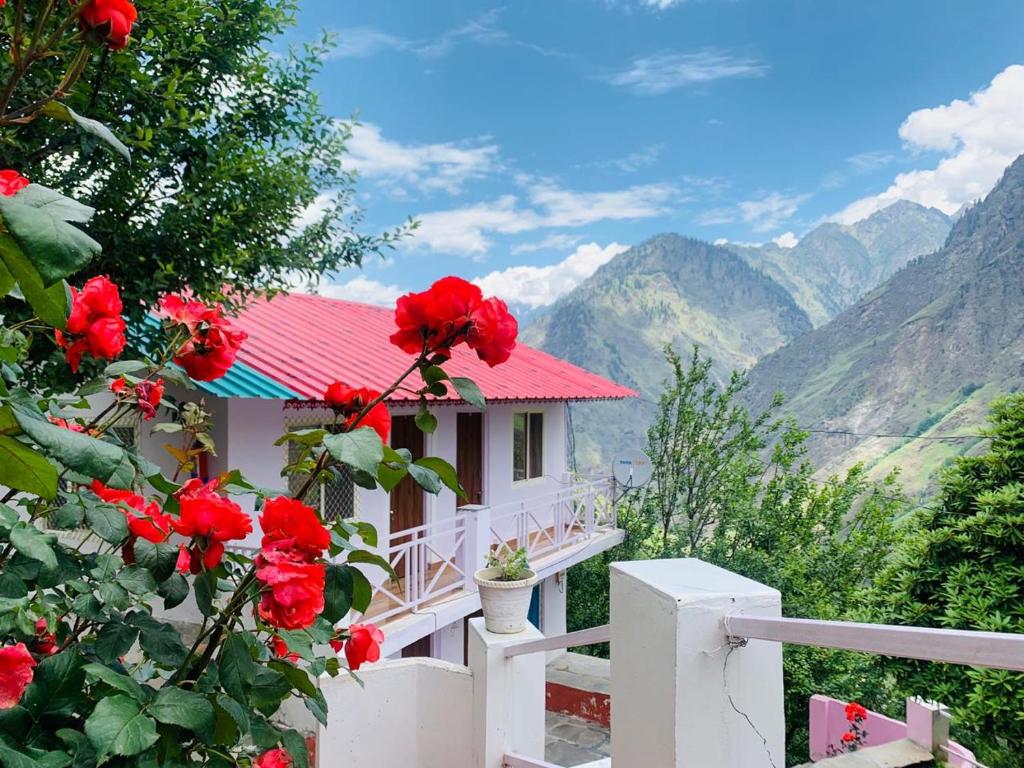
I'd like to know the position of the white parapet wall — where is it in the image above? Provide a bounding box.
[318,658,474,768]
[610,558,786,768]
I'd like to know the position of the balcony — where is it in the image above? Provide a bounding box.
[356,477,623,654]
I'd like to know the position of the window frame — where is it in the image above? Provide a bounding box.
[512,410,544,483]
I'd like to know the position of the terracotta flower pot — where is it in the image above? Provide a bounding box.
[474,567,539,634]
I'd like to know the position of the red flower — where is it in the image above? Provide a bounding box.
[112,377,164,420]
[32,619,59,656]
[841,732,855,743]
[171,493,251,571]
[0,644,36,709]
[91,480,172,563]
[254,748,292,768]
[269,635,300,663]
[0,170,29,197]
[342,623,384,671]
[49,416,85,433]
[845,702,868,722]
[56,277,126,372]
[255,551,325,630]
[175,544,191,575]
[322,382,390,441]
[390,276,517,367]
[157,294,247,382]
[260,497,329,560]
[79,0,137,50]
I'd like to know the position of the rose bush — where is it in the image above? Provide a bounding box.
[0,5,518,767]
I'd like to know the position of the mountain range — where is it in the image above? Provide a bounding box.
[743,155,1024,495]
[523,165,1022,488]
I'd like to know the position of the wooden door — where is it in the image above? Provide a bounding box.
[390,415,425,533]
[456,412,484,506]
[401,635,432,659]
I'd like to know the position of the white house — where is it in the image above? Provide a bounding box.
[117,292,635,663]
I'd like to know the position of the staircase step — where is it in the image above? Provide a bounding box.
[792,739,935,768]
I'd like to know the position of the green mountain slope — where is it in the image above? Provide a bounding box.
[743,155,1024,495]
[730,201,951,325]
[522,234,812,468]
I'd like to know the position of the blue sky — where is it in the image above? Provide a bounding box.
[285,1,1024,311]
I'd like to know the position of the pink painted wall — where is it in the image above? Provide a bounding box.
[808,695,977,767]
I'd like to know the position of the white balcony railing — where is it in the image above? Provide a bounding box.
[488,477,616,562]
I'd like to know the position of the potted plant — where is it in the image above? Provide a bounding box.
[474,547,539,633]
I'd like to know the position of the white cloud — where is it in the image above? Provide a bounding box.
[414,180,680,255]
[510,233,582,255]
[346,123,499,195]
[772,231,798,248]
[314,276,405,306]
[697,192,807,232]
[607,50,768,95]
[474,242,629,308]
[579,143,665,173]
[332,27,409,58]
[834,65,1024,224]
[641,0,685,7]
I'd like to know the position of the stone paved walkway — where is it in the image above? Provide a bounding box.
[545,711,611,766]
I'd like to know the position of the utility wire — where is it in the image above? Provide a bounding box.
[805,428,987,441]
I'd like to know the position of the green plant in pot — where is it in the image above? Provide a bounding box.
[473,547,539,633]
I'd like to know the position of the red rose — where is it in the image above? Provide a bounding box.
[0,644,36,709]
[841,732,855,743]
[79,0,137,50]
[467,296,518,366]
[343,623,384,671]
[844,702,867,722]
[254,748,292,768]
[0,170,29,197]
[256,551,325,630]
[158,294,247,382]
[171,493,251,571]
[175,544,191,575]
[32,619,59,656]
[389,276,517,367]
[269,635,300,662]
[136,379,164,420]
[56,277,126,372]
[260,497,329,560]
[322,382,390,441]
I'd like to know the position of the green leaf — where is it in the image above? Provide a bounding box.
[350,567,373,614]
[0,235,70,328]
[132,616,187,667]
[85,502,128,544]
[103,360,147,377]
[407,463,442,495]
[21,652,86,718]
[98,582,129,610]
[0,435,57,499]
[303,689,329,727]
[83,663,146,701]
[414,457,467,499]
[13,404,136,489]
[450,377,486,408]
[8,184,94,224]
[156,573,189,610]
[194,571,216,617]
[84,695,158,757]
[218,633,257,705]
[421,365,448,386]
[322,564,354,624]
[94,622,138,663]
[268,660,317,697]
[115,566,157,595]
[9,523,57,570]
[0,742,44,768]
[133,539,178,583]
[351,520,378,548]
[0,196,101,287]
[214,693,249,734]
[149,687,213,731]
[346,549,397,580]
[39,104,132,164]
[48,503,85,530]
[274,428,327,447]
[281,729,310,768]
[415,407,437,434]
[323,427,384,476]
[249,667,290,714]
[0,259,13,297]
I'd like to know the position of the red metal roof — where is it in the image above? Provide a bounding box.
[230,292,637,404]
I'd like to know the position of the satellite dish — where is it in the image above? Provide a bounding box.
[612,449,653,489]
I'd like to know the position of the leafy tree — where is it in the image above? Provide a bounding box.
[865,394,1024,768]
[566,346,905,764]
[2,0,407,384]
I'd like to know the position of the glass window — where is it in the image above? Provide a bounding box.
[513,412,543,481]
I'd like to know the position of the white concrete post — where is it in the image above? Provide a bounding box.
[906,698,951,755]
[610,558,785,768]
[458,504,491,593]
[540,572,568,662]
[468,617,545,768]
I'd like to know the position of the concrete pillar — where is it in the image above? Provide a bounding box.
[431,619,465,665]
[541,571,568,662]
[458,504,492,590]
[610,559,785,768]
[468,618,545,768]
